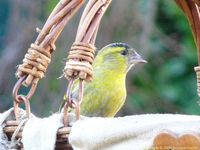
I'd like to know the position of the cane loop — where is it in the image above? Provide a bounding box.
[12,76,36,120]
[63,78,84,126]
[12,0,84,121]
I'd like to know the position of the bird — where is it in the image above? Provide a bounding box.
[61,43,146,117]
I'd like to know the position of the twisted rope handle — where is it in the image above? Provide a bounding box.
[63,0,112,126]
[13,0,84,119]
[176,0,200,96]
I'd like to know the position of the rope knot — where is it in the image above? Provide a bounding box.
[64,42,96,81]
[194,66,200,96]
[16,43,51,81]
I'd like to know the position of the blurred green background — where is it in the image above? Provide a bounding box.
[0,0,199,117]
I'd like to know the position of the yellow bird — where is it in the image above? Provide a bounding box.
[61,43,146,117]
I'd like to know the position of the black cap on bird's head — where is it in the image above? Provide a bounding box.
[95,43,147,73]
[109,43,147,64]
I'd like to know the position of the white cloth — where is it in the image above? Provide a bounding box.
[0,109,75,150]
[0,108,14,150]
[69,114,200,150]
[1,110,200,150]
[22,113,64,150]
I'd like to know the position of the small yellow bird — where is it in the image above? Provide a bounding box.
[61,43,146,117]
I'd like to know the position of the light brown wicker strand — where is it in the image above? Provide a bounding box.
[64,0,112,82]
[7,1,84,149]
[35,0,76,44]
[62,0,112,127]
[64,42,96,81]
[192,0,200,5]
[16,44,51,80]
[10,119,28,149]
[176,0,200,96]
[16,0,84,87]
[190,1,200,96]
[189,1,200,96]
[3,121,71,147]
[195,66,200,96]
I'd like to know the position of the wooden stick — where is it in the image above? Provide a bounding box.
[76,0,105,42]
[19,0,84,86]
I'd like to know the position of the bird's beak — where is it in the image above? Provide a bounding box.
[130,51,147,64]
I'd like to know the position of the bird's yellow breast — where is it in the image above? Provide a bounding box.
[80,70,126,117]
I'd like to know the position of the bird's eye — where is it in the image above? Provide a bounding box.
[121,49,128,55]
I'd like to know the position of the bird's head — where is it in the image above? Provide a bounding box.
[94,43,146,74]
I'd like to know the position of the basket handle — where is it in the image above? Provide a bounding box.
[12,0,84,120]
[176,0,200,96]
[63,0,112,126]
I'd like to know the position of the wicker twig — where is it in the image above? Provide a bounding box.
[16,0,84,87]
[63,0,112,127]
[3,121,72,149]
[175,0,200,62]
[175,0,200,96]
[64,0,112,81]
[6,0,112,149]
[6,1,84,149]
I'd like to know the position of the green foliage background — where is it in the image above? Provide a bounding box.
[127,0,199,115]
[0,0,199,116]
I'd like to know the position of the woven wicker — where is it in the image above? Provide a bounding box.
[3,0,112,149]
[3,0,200,149]
[3,120,72,150]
